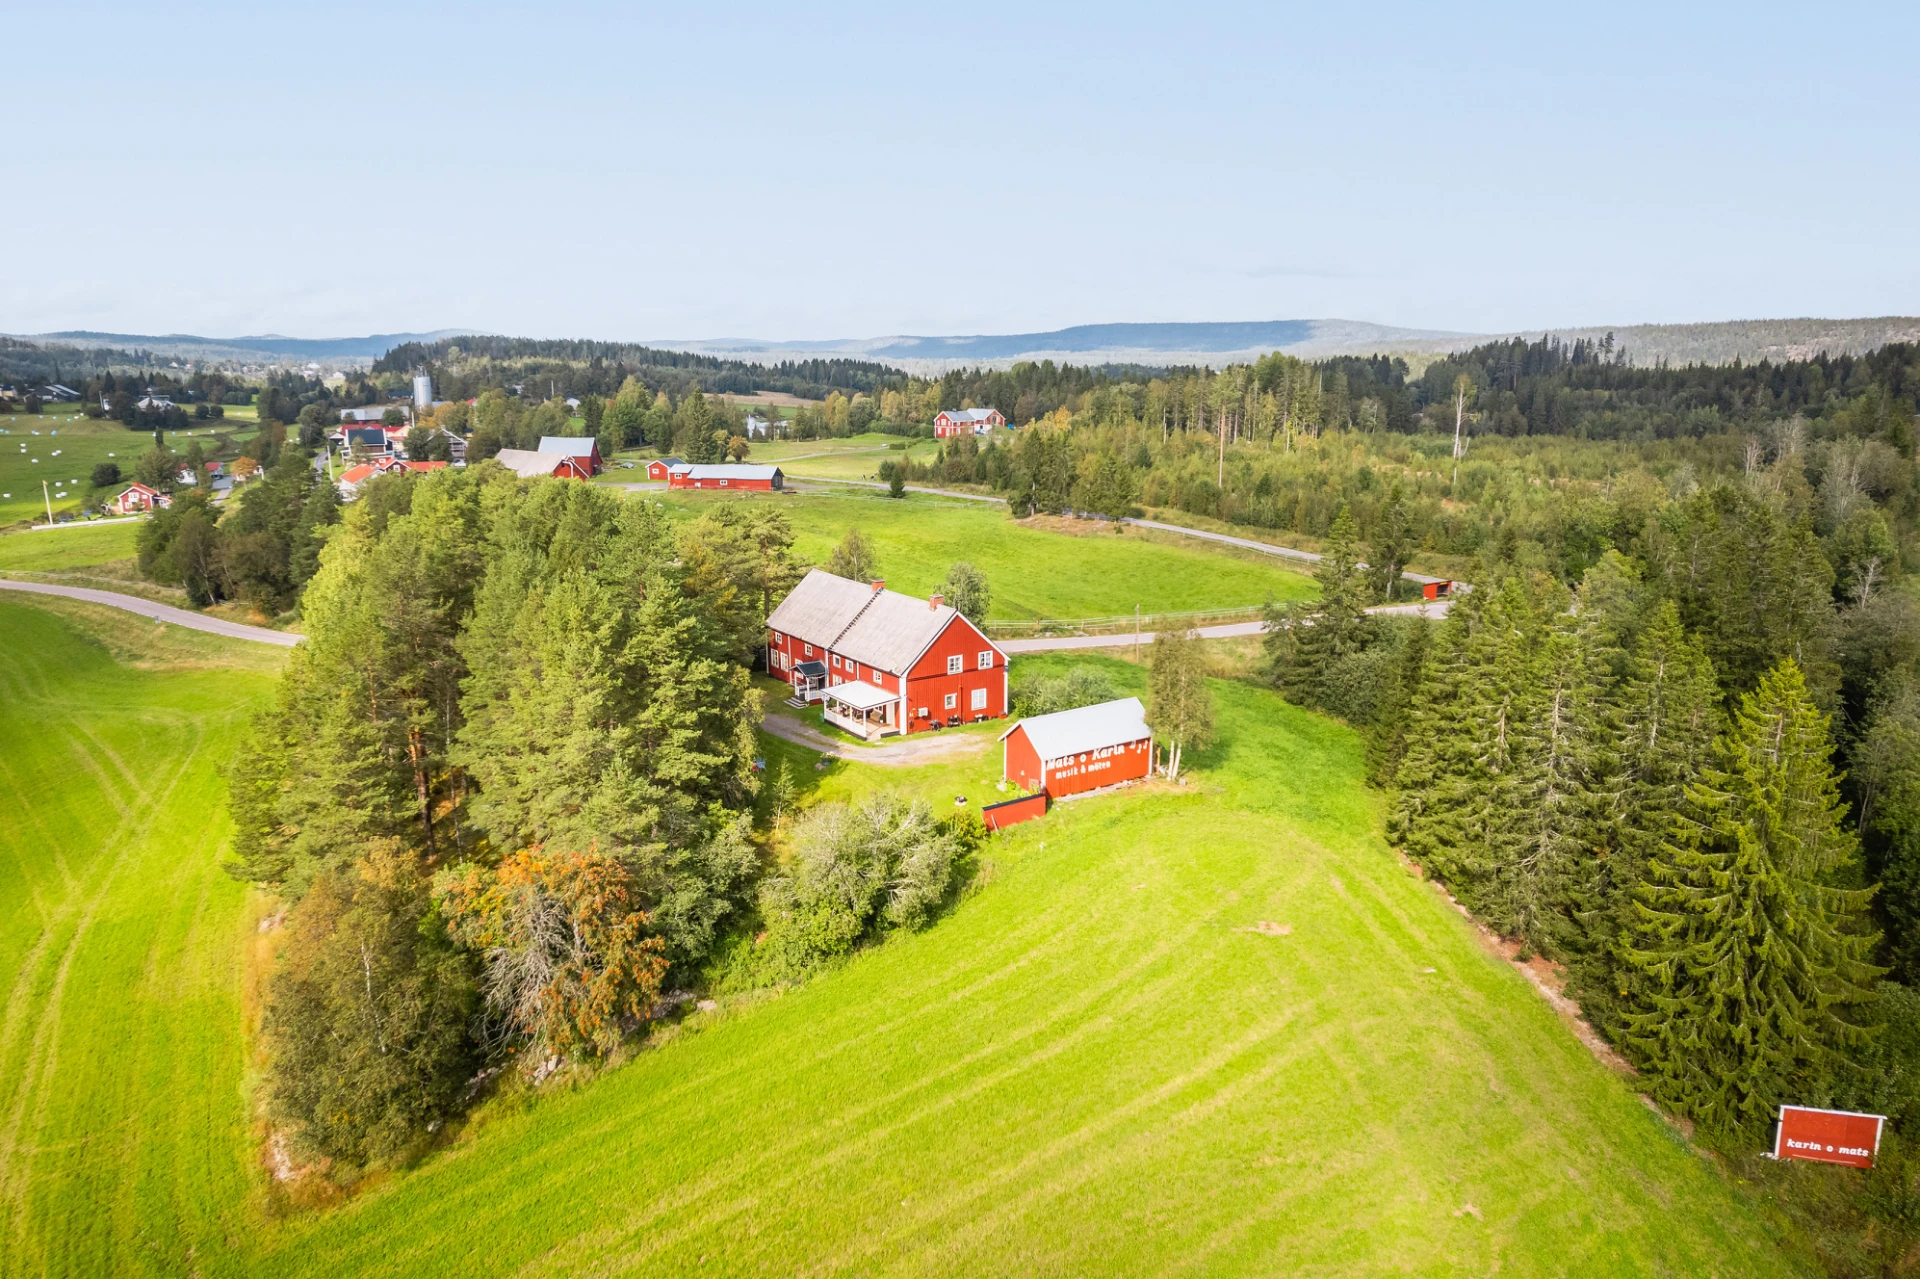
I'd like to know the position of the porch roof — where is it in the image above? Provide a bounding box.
[823,679,895,712]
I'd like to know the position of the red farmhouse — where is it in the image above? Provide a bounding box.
[645,456,685,481]
[669,464,783,491]
[110,482,170,515]
[933,407,1005,438]
[766,569,1008,739]
[1000,696,1153,799]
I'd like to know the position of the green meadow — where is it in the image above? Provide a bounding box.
[0,540,1811,1276]
[255,652,1801,1277]
[649,488,1318,620]
[0,521,142,574]
[0,597,285,1278]
[0,409,244,529]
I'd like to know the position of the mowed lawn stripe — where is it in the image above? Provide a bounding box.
[0,600,276,1278]
[265,663,1799,1278]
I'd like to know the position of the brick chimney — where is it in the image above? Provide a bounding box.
[929,593,944,610]
[870,580,885,592]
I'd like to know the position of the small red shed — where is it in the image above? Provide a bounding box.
[1422,580,1454,600]
[1000,696,1153,799]
[645,456,685,482]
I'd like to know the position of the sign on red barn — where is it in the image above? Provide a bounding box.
[1773,1105,1885,1169]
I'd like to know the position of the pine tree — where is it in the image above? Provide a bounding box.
[1623,660,1881,1142]
[1572,602,1719,1023]
[1268,506,1374,708]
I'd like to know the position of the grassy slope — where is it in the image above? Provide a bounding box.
[0,522,142,573]
[262,655,1800,1277]
[0,408,249,528]
[648,489,1318,620]
[0,598,284,1278]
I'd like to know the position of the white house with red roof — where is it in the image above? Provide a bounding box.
[765,569,1008,740]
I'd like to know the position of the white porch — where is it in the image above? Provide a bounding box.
[821,679,901,742]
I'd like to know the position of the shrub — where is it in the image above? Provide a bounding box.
[755,795,960,979]
[90,461,122,488]
[1012,665,1120,717]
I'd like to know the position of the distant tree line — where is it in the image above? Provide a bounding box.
[372,335,900,401]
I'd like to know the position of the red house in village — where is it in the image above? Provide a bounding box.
[492,448,593,480]
[1000,696,1153,799]
[538,436,603,476]
[109,482,170,515]
[766,569,1008,739]
[933,408,1006,438]
[669,464,783,491]
[645,456,685,481]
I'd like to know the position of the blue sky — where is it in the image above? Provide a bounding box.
[6,0,1915,341]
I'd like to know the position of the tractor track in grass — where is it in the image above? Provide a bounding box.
[517,928,1231,1277]
[0,681,201,1262]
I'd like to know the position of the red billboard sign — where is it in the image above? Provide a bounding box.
[1773,1106,1885,1169]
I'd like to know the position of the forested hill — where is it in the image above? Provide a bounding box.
[373,335,902,401]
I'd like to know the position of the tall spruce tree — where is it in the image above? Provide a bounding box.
[1623,659,1881,1142]
[1265,506,1375,708]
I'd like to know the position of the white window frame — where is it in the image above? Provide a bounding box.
[946,655,963,675]
[977,651,992,670]
[804,644,813,657]
[970,687,987,710]
[944,693,958,710]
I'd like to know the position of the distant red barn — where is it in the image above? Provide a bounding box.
[1000,697,1153,799]
[669,464,783,491]
[645,456,686,482]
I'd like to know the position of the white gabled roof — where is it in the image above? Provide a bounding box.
[766,569,880,649]
[538,436,598,457]
[682,464,780,481]
[941,407,1000,423]
[766,569,1003,675]
[1001,696,1150,763]
[493,448,576,478]
[835,589,964,673]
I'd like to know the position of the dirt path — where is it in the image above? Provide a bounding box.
[760,712,992,766]
[0,580,302,647]
[997,599,1451,653]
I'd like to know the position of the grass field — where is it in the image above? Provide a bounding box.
[648,489,1319,620]
[0,521,143,574]
[0,409,246,529]
[749,432,943,481]
[252,652,1801,1276]
[0,597,285,1278]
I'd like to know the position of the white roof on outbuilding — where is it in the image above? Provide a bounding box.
[1001,696,1150,764]
[538,436,598,457]
[493,448,576,478]
[682,464,781,481]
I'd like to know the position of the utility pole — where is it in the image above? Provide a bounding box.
[43,480,53,525]
[1134,604,1141,663]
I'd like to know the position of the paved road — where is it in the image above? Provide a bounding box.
[0,579,303,647]
[783,482,1462,590]
[997,599,1451,653]
[1122,517,1456,586]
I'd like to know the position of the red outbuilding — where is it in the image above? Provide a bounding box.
[933,408,1006,438]
[766,569,1008,739]
[1000,696,1153,799]
[669,464,783,491]
[645,456,686,481]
